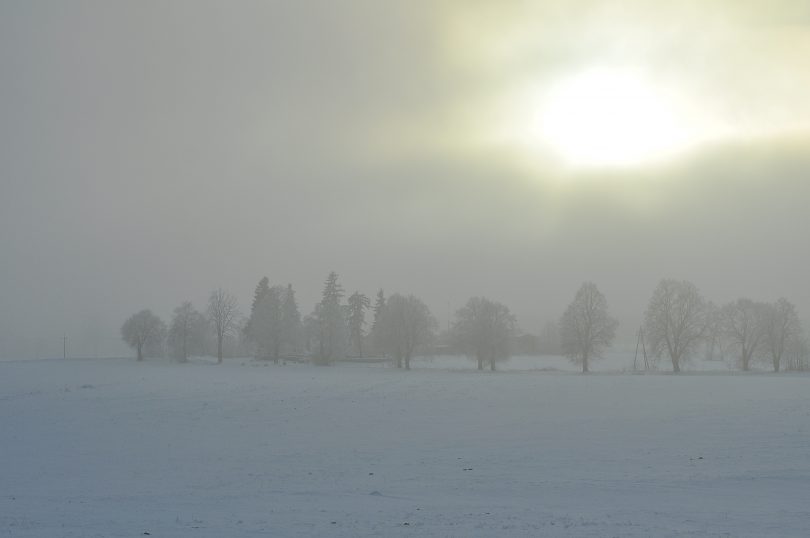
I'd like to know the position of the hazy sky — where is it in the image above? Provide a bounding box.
[2,1,809,357]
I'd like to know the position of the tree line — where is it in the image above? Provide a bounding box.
[121,273,809,373]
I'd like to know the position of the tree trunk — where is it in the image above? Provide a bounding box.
[396,356,402,368]
[477,358,483,370]
[137,344,143,362]
[671,354,680,373]
[773,354,780,372]
[490,360,495,371]
[217,335,223,364]
[582,353,589,373]
[405,356,411,370]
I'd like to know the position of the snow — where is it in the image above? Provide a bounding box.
[2,357,810,537]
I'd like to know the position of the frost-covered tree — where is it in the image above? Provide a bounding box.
[244,276,271,341]
[375,293,437,369]
[280,284,302,356]
[313,271,348,365]
[121,309,166,361]
[167,301,207,362]
[644,279,707,373]
[721,298,768,371]
[762,298,801,372]
[370,289,386,355]
[559,282,618,373]
[347,291,370,357]
[372,289,385,328]
[452,297,516,371]
[246,282,301,362]
[251,285,285,361]
[207,288,239,363]
[785,334,809,371]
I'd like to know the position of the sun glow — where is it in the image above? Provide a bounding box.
[532,68,689,168]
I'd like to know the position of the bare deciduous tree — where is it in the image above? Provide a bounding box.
[207,288,239,364]
[720,298,767,371]
[375,293,437,369]
[121,309,166,361]
[644,279,707,373]
[452,297,516,371]
[785,334,809,371]
[763,298,801,372]
[168,301,207,362]
[559,282,618,373]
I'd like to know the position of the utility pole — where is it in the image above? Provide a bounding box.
[633,327,649,371]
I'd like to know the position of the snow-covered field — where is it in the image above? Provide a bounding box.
[2,358,809,537]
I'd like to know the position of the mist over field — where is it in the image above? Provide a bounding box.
[2,1,810,536]
[2,1,810,359]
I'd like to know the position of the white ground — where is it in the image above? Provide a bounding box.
[2,357,809,537]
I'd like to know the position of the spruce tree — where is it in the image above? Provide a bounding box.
[280,284,302,358]
[371,289,386,356]
[314,271,347,364]
[245,276,271,348]
[347,291,370,357]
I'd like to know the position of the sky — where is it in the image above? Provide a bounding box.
[1,0,809,358]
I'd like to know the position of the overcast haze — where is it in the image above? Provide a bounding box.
[2,0,809,358]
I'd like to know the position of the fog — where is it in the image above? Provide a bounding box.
[2,1,809,359]
[5,5,810,537]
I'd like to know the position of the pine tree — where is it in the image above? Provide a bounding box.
[372,289,385,331]
[252,277,270,311]
[371,289,386,356]
[253,285,285,362]
[347,291,370,357]
[245,276,271,348]
[280,284,302,358]
[314,271,347,364]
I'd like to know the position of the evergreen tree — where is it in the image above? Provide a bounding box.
[347,291,370,357]
[314,271,348,365]
[245,276,271,347]
[280,283,302,357]
[252,277,270,311]
[371,289,386,355]
[372,289,385,331]
[253,285,285,362]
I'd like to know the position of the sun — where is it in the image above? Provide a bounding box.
[533,68,688,168]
